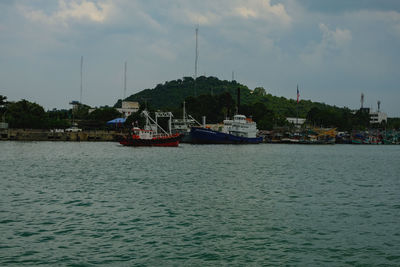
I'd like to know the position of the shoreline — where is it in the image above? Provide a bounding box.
[0,129,123,142]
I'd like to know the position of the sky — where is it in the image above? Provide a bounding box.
[0,0,399,117]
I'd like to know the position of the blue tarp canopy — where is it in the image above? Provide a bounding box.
[106,118,126,125]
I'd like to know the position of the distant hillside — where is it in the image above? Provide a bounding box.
[116,76,344,118]
[116,76,248,110]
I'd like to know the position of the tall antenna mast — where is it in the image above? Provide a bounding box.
[195,26,199,80]
[377,100,381,112]
[80,56,83,104]
[124,61,127,99]
[194,26,199,96]
[232,71,234,81]
[361,93,364,109]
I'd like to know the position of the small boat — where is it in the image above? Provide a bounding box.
[120,110,182,147]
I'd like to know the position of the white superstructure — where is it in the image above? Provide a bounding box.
[222,115,258,138]
[171,102,201,134]
[117,101,140,118]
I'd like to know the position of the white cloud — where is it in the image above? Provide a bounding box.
[19,0,113,26]
[351,10,400,39]
[233,0,292,25]
[319,23,352,48]
[168,0,291,27]
[300,23,352,65]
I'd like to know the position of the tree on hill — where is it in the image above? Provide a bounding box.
[120,76,251,110]
[125,104,147,129]
[72,104,91,120]
[6,99,47,129]
[241,102,287,130]
[113,76,389,130]
[184,92,237,123]
[0,95,6,106]
[88,107,122,123]
[0,95,7,116]
[253,87,266,96]
[47,109,70,129]
[387,118,400,130]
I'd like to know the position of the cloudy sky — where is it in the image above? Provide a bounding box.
[1,0,399,116]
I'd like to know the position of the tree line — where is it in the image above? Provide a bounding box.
[1,76,398,131]
[0,95,121,129]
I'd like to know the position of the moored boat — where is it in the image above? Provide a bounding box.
[120,128,182,147]
[171,101,202,143]
[119,110,182,147]
[190,114,263,144]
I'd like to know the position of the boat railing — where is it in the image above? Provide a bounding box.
[153,133,178,139]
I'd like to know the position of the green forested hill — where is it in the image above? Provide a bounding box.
[116,76,247,110]
[117,76,343,118]
[114,76,388,130]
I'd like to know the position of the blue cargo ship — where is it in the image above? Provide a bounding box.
[190,115,263,144]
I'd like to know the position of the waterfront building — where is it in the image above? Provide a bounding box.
[117,101,140,118]
[369,110,387,124]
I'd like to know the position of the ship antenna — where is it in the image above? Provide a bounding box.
[183,101,186,122]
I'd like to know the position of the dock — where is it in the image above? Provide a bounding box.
[0,129,123,142]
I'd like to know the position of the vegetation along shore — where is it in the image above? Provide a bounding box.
[1,76,399,143]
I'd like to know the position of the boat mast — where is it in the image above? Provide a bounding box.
[143,110,169,135]
[183,101,186,123]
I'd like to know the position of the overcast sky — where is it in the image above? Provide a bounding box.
[1,0,399,116]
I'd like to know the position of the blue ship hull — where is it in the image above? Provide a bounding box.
[190,127,263,144]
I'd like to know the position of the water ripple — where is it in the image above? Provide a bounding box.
[1,142,400,265]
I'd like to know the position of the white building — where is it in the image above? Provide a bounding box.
[370,110,387,124]
[286,117,306,128]
[117,101,140,118]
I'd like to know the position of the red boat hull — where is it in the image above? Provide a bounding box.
[120,133,182,147]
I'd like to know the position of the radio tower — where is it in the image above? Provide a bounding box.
[360,93,364,109]
[80,56,83,104]
[195,26,199,80]
[194,26,199,96]
[377,100,381,112]
[124,61,127,99]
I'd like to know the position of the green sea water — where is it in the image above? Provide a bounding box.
[1,142,400,266]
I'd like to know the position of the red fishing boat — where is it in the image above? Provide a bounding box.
[120,128,182,147]
[119,110,182,147]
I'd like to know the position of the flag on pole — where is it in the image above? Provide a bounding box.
[297,85,300,103]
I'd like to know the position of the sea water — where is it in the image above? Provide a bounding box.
[1,142,399,266]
